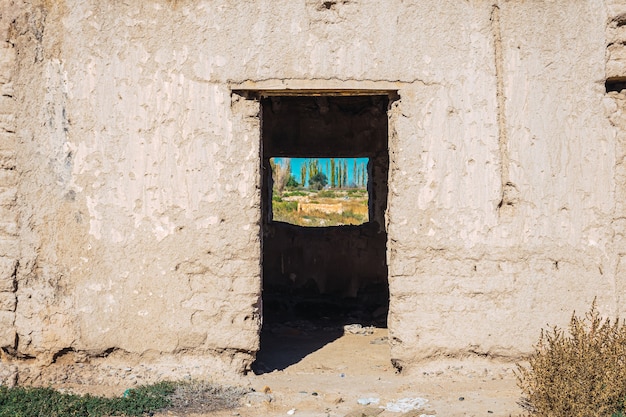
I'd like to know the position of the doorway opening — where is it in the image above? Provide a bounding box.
[254,94,391,373]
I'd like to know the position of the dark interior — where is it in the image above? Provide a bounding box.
[254,94,391,372]
[254,95,391,373]
[607,77,626,93]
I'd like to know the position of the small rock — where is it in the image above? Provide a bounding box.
[344,324,375,335]
[385,398,428,413]
[344,324,363,334]
[458,397,464,401]
[357,397,380,406]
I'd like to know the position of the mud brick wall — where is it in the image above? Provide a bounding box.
[607,2,626,297]
[0,3,19,351]
[1,0,625,381]
[386,1,615,368]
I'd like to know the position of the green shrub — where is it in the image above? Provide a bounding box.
[347,188,366,196]
[0,382,175,417]
[283,191,307,197]
[273,200,297,214]
[516,300,626,417]
[0,380,249,417]
[316,190,337,198]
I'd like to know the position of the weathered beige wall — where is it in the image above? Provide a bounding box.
[388,1,616,368]
[0,0,21,386]
[6,0,264,382]
[0,0,624,380]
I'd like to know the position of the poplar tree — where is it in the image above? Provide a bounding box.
[327,160,330,182]
[308,159,318,180]
[360,162,366,187]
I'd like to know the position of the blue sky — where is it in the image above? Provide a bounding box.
[272,157,368,187]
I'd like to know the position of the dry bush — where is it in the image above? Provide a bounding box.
[516,300,626,417]
[166,380,251,414]
[271,158,291,195]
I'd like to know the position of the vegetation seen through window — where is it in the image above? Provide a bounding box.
[270,157,369,227]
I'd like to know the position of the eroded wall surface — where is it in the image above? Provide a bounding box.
[388,1,616,368]
[0,0,21,386]
[0,0,623,381]
[5,0,264,383]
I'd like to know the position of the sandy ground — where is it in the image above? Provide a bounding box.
[154,327,523,417]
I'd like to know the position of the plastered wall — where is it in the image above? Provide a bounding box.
[387,1,616,368]
[0,0,624,382]
[0,0,21,385]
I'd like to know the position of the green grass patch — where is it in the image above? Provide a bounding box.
[274,209,366,226]
[346,188,366,196]
[0,382,175,417]
[0,380,250,417]
[316,190,337,198]
[283,191,307,197]
[272,187,369,226]
[273,200,298,215]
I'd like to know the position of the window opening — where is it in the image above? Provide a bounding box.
[269,157,370,227]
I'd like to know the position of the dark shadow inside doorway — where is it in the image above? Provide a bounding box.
[254,94,392,374]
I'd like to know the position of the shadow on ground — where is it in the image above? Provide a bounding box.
[252,325,344,374]
[252,291,388,374]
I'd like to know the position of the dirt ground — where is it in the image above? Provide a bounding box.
[152,327,523,417]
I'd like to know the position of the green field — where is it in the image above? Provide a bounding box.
[272,188,368,227]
